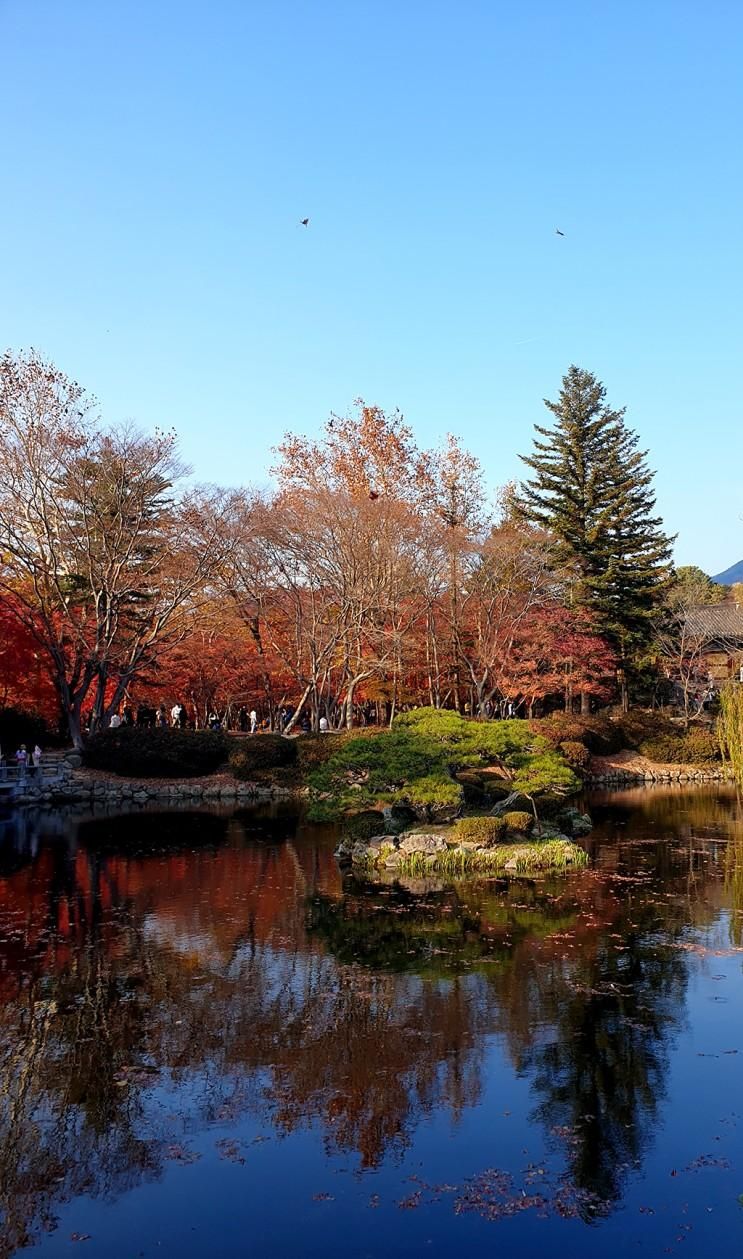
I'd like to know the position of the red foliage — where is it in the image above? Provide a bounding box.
[0,597,59,723]
[500,605,617,709]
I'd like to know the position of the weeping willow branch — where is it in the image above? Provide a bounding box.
[718,684,743,782]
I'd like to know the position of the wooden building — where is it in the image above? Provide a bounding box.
[684,604,743,683]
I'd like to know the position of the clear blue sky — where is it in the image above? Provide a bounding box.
[1,0,741,572]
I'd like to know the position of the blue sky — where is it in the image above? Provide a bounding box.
[1,0,741,571]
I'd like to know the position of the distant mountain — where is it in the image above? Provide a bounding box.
[713,560,743,585]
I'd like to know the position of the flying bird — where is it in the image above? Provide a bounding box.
[300,218,309,226]
[555,228,565,236]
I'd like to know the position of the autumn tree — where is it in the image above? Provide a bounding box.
[270,402,435,728]
[458,519,555,715]
[424,435,488,709]
[0,350,230,746]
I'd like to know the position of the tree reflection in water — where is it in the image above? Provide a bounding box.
[0,795,741,1253]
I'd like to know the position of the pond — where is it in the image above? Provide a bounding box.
[1,788,743,1257]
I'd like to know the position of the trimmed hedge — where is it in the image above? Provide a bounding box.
[343,810,387,841]
[453,816,508,847]
[559,740,592,773]
[533,710,682,756]
[502,810,534,834]
[639,730,720,765]
[680,729,720,763]
[229,734,297,779]
[532,713,623,754]
[83,728,228,778]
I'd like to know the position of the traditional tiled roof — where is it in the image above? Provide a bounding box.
[685,604,743,641]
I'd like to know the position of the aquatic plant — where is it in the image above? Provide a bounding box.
[387,839,587,877]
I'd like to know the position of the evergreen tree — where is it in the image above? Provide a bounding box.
[519,365,673,708]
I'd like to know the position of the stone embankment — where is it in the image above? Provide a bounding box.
[7,754,293,807]
[586,751,735,787]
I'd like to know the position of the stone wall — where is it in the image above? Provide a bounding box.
[587,767,734,787]
[9,757,297,807]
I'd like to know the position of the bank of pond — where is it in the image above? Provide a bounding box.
[1,784,743,1257]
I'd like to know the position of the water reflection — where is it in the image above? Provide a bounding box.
[1,792,743,1255]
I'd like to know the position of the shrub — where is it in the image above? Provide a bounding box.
[612,709,678,749]
[229,735,297,778]
[532,709,685,756]
[308,711,577,822]
[83,728,228,778]
[295,732,348,771]
[559,740,591,773]
[638,735,682,763]
[454,816,508,847]
[680,729,720,763]
[532,713,624,755]
[639,729,720,765]
[502,810,534,834]
[343,810,387,841]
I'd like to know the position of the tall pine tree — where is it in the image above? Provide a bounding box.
[519,365,673,709]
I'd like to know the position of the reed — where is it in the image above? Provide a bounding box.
[390,839,588,877]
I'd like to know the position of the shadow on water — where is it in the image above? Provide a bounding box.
[0,789,743,1253]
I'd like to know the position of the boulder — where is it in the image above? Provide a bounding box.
[399,832,448,855]
[334,838,355,863]
[555,808,593,838]
[382,805,418,835]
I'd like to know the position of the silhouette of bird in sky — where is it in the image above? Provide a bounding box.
[300,218,309,226]
[555,228,565,236]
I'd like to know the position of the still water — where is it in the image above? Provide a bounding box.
[1,789,743,1258]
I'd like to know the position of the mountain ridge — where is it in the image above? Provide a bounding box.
[713,560,743,585]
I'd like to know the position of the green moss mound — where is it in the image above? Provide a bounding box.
[342,810,387,841]
[502,810,534,834]
[83,728,228,778]
[453,816,507,846]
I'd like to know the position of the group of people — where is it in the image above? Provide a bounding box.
[102,701,330,734]
[0,743,43,773]
[108,702,190,730]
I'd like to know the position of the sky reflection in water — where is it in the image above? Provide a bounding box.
[1,789,743,1258]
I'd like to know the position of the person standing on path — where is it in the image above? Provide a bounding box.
[250,709,258,734]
